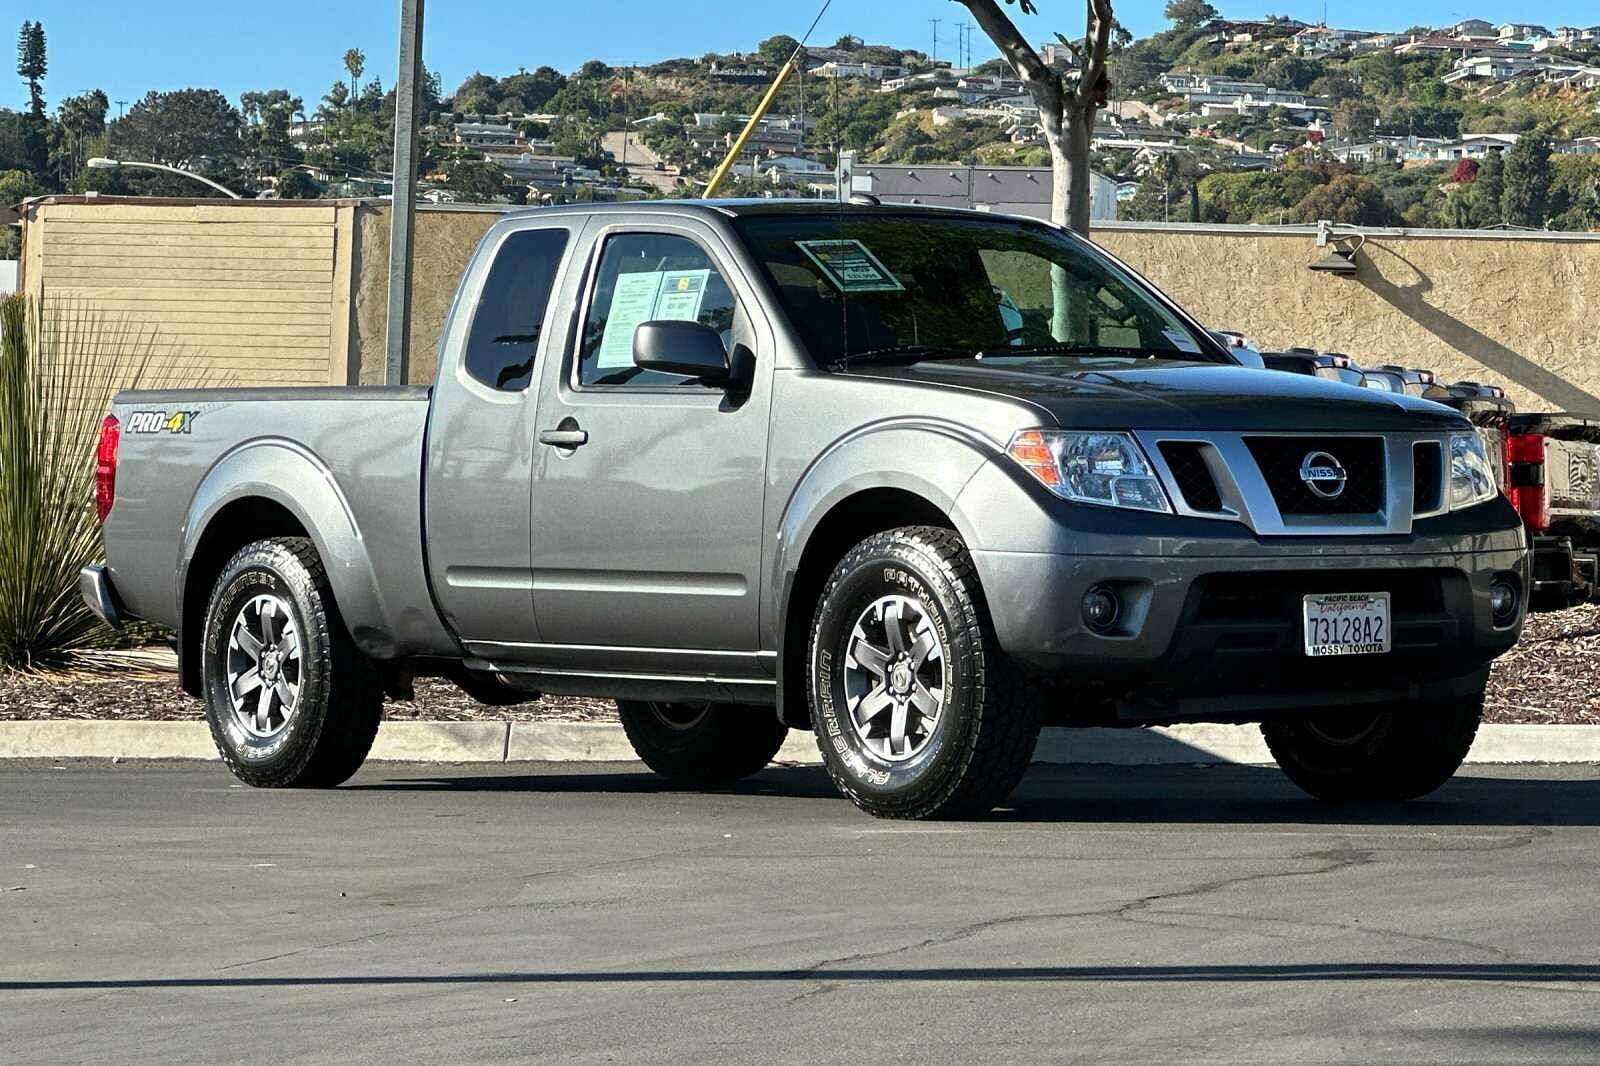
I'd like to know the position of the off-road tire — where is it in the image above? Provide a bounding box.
[1261,691,1484,802]
[807,526,1039,819]
[200,537,383,788]
[617,701,788,785]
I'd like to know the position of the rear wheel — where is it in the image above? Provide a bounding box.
[807,526,1038,819]
[1261,691,1483,802]
[200,537,383,788]
[617,701,788,785]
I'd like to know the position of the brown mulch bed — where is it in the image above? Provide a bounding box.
[0,674,614,723]
[3,604,1600,725]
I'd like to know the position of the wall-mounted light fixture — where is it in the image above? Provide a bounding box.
[1309,219,1365,277]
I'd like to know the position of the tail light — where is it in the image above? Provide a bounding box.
[1506,432,1549,532]
[94,414,120,524]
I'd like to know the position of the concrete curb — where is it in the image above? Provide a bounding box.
[3,719,1599,765]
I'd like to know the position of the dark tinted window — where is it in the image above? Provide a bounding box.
[577,233,738,387]
[732,214,1217,368]
[464,228,569,391]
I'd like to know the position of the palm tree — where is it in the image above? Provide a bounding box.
[343,48,366,110]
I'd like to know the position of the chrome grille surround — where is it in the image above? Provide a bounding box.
[1134,431,1457,536]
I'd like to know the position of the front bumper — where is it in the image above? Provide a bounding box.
[969,532,1527,722]
[79,564,127,628]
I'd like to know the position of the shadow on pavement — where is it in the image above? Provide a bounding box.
[8,961,1600,993]
[351,761,1600,827]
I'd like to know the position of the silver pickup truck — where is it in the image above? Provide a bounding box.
[83,200,1527,818]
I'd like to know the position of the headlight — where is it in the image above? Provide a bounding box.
[1007,430,1172,513]
[1448,431,1498,510]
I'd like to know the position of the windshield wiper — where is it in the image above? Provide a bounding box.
[972,343,1197,361]
[829,344,975,369]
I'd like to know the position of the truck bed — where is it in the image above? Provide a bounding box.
[101,386,454,657]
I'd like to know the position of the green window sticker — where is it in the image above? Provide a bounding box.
[796,239,905,293]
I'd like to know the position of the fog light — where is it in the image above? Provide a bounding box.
[1488,578,1519,625]
[1082,585,1121,631]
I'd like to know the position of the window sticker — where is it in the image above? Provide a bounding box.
[596,268,712,368]
[796,239,905,293]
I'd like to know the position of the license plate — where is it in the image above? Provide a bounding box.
[1302,592,1391,656]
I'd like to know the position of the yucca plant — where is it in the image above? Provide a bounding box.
[0,294,169,671]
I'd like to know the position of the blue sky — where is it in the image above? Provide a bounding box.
[14,1,1600,115]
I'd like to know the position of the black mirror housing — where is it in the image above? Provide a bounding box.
[632,320,731,384]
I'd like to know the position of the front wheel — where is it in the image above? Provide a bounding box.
[1261,691,1483,802]
[807,526,1039,819]
[200,537,383,788]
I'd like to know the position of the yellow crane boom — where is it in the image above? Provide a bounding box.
[702,58,799,199]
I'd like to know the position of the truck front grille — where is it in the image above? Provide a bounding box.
[1197,569,1448,622]
[1244,436,1385,516]
[1413,441,1444,515]
[1158,442,1224,513]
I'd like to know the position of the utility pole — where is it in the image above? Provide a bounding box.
[929,18,941,62]
[384,0,425,387]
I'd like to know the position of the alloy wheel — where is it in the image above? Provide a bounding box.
[842,594,946,762]
[226,594,303,738]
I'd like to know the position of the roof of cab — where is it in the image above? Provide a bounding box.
[498,197,1002,223]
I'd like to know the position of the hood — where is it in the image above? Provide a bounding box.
[840,360,1470,433]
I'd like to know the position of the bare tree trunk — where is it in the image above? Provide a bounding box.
[1056,108,1093,234]
[1044,103,1093,339]
[957,0,1113,235]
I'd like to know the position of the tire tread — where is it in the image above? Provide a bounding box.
[808,526,1039,819]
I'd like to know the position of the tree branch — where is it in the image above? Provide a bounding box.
[953,0,1062,114]
[1072,0,1116,112]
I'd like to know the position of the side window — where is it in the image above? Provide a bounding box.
[577,232,739,387]
[463,228,569,392]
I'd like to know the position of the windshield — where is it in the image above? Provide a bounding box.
[732,213,1222,369]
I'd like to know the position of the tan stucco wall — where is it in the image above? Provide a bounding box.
[347,211,1600,410]
[352,205,503,385]
[1093,225,1600,412]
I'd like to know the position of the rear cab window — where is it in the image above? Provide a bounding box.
[463,228,570,392]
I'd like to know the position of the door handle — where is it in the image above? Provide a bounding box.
[538,428,589,448]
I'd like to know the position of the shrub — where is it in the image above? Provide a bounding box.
[0,295,165,671]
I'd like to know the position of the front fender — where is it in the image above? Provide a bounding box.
[767,419,1002,650]
[177,438,399,658]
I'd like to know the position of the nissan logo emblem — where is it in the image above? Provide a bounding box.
[1299,451,1348,499]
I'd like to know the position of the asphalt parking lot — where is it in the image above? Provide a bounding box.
[6,758,1600,1064]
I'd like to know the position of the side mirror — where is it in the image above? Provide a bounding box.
[632,320,731,384]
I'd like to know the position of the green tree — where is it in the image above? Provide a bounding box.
[16,21,47,177]
[1468,148,1505,227]
[110,89,243,166]
[343,48,365,106]
[0,167,45,209]
[1332,99,1379,140]
[445,158,509,202]
[1292,173,1399,226]
[499,67,566,111]
[49,89,107,185]
[757,35,800,65]
[240,89,302,161]
[274,168,320,199]
[1501,130,1555,229]
[1163,0,1217,29]
[16,21,45,115]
